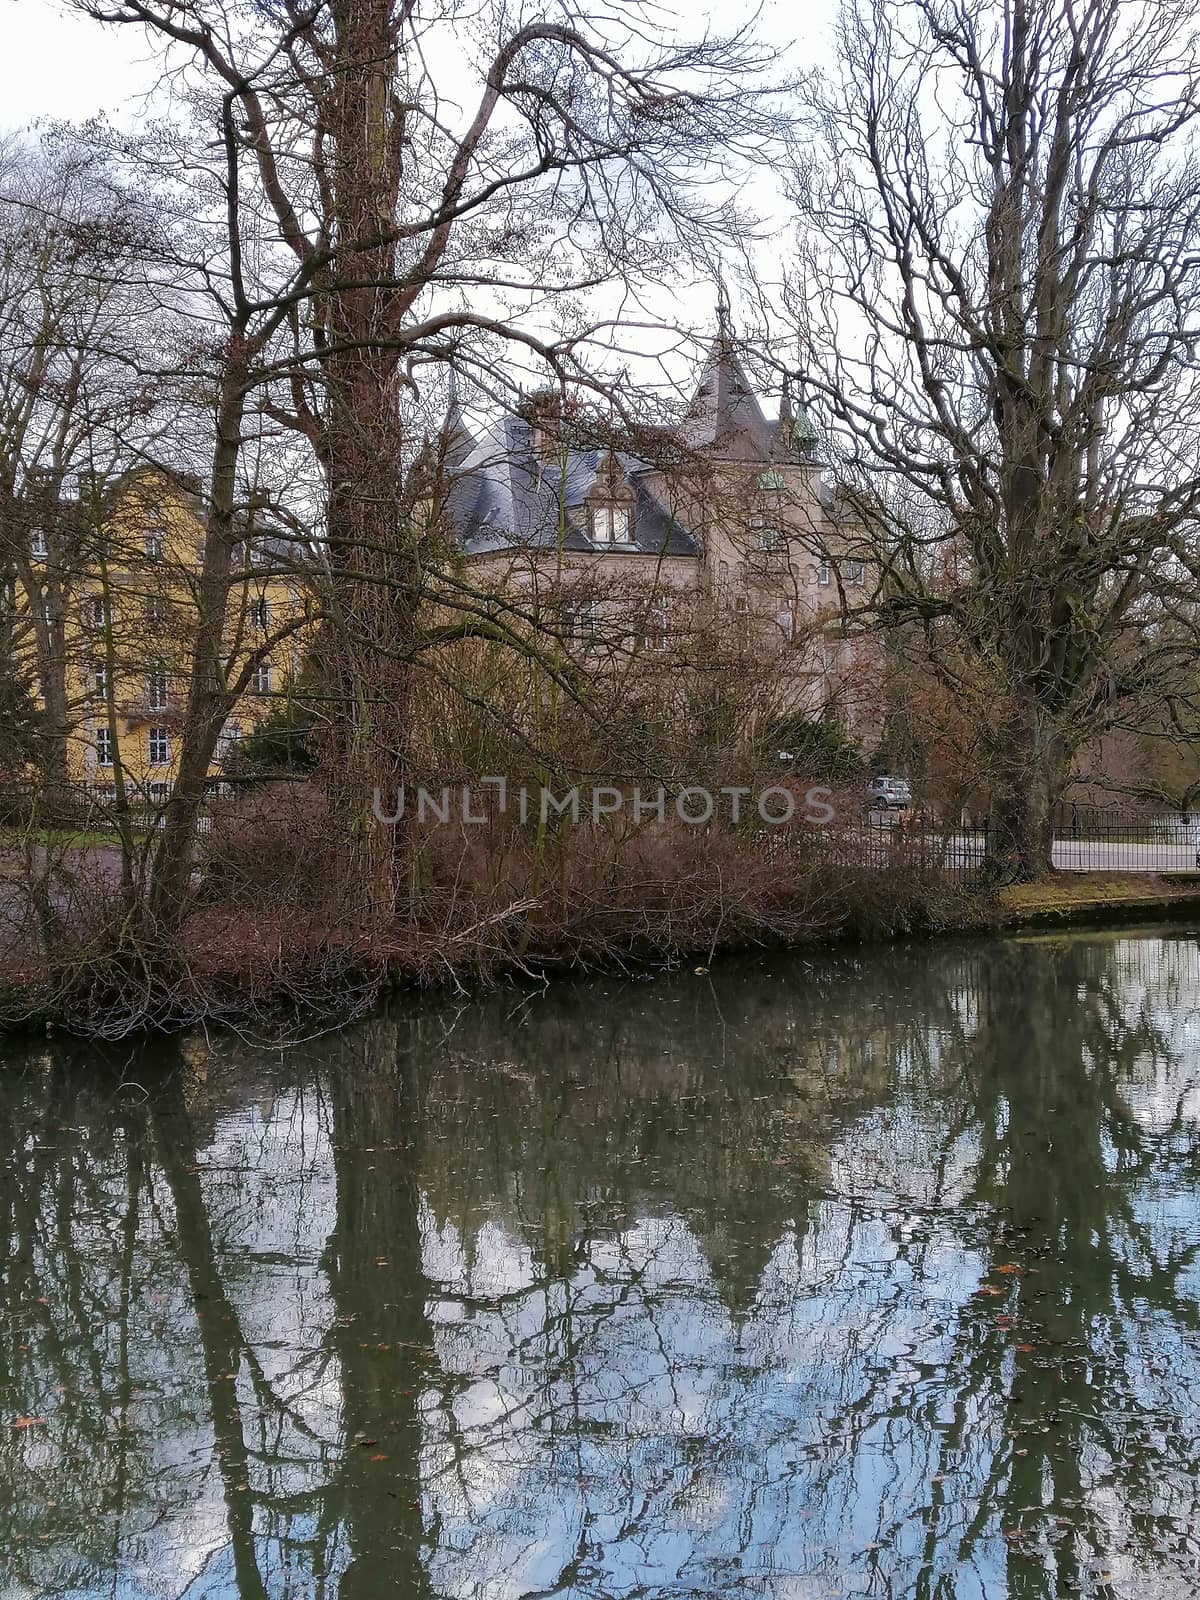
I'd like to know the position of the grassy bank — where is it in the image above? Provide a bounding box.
[993,874,1200,928]
[4,819,1200,1039]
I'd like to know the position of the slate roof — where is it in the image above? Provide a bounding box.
[678,336,779,460]
[447,415,699,558]
[444,337,818,556]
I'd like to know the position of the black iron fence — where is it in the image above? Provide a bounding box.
[832,805,1200,876]
[4,779,1200,877]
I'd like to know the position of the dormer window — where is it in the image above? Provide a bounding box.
[590,506,631,546]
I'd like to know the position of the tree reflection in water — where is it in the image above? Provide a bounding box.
[1,931,1199,1598]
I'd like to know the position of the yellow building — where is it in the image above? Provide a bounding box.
[20,467,310,805]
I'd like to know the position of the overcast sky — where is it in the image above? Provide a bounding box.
[0,0,833,133]
[0,0,837,404]
[0,0,157,129]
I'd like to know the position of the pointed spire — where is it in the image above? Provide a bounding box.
[716,275,732,342]
[441,365,475,471]
[779,373,795,432]
[679,298,774,461]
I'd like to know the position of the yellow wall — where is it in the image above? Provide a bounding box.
[23,469,309,798]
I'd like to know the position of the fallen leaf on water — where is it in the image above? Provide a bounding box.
[370,1453,388,1462]
[994,1265,1022,1275]
[977,1286,1004,1297]
[9,1418,46,1430]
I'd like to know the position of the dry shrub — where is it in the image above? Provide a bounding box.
[400,810,979,983]
[199,781,349,913]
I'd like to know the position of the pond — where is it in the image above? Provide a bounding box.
[2,928,1200,1598]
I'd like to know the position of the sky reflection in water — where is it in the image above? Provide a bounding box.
[2,929,1200,1598]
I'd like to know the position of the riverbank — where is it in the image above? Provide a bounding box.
[992,873,1200,929]
[3,865,1200,1040]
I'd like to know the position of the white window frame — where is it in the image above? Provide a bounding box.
[251,595,269,630]
[253,660,271,695]
[95,726,113,767]
[590,505,631,546]
[91,659,108,701]
[148,727,171,766]
[217,719,243,766]
[30,526,47,559]
[846,560,865,587]
[646,595,671,652]
[147,663,169,711]
[562,602,598,649]
[145,529,165,560]
[817,560,831,587]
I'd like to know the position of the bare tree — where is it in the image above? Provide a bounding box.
[74,0,784,924]
[0,134,162,800]
[785,0,1200,875]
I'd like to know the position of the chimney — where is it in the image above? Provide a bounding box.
[521,388,566,467]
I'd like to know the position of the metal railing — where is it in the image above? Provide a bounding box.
[819,806,1200,876]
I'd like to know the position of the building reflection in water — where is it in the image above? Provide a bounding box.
[1,931,1199,1597]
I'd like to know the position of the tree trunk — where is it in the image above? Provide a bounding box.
[320,0,413,931]
[988,701,1067,880]
[146,352,246,937]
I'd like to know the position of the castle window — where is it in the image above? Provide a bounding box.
[645,595,671,652]
[749,512,782,553]
[147,663,169,711]
[253,661,271,695]
[250,596,269,630]
[590,506,630,546]
[846,560,865,587]
[95,726,113,766]
[562,602,597,648]
[148,727,171,766]
[817,560,831,586]
[145,529,165,560]
[217,720,243,766]
[90,660,108,701]
[30,526,47,559]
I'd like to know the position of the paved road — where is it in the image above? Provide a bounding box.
[856,822,1200,874]
[1052,840,1200,873]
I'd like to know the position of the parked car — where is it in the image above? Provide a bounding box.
[866,775,912,810]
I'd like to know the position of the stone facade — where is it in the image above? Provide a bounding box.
[436,338,880,733]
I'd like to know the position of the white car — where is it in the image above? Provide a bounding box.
[866,775,911,809]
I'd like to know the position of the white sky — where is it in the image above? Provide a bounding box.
[0,0,839,406]
[0,0,836,133]
[0,0,158,128]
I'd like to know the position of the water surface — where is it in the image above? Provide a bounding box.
[2,929,1200,1598]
